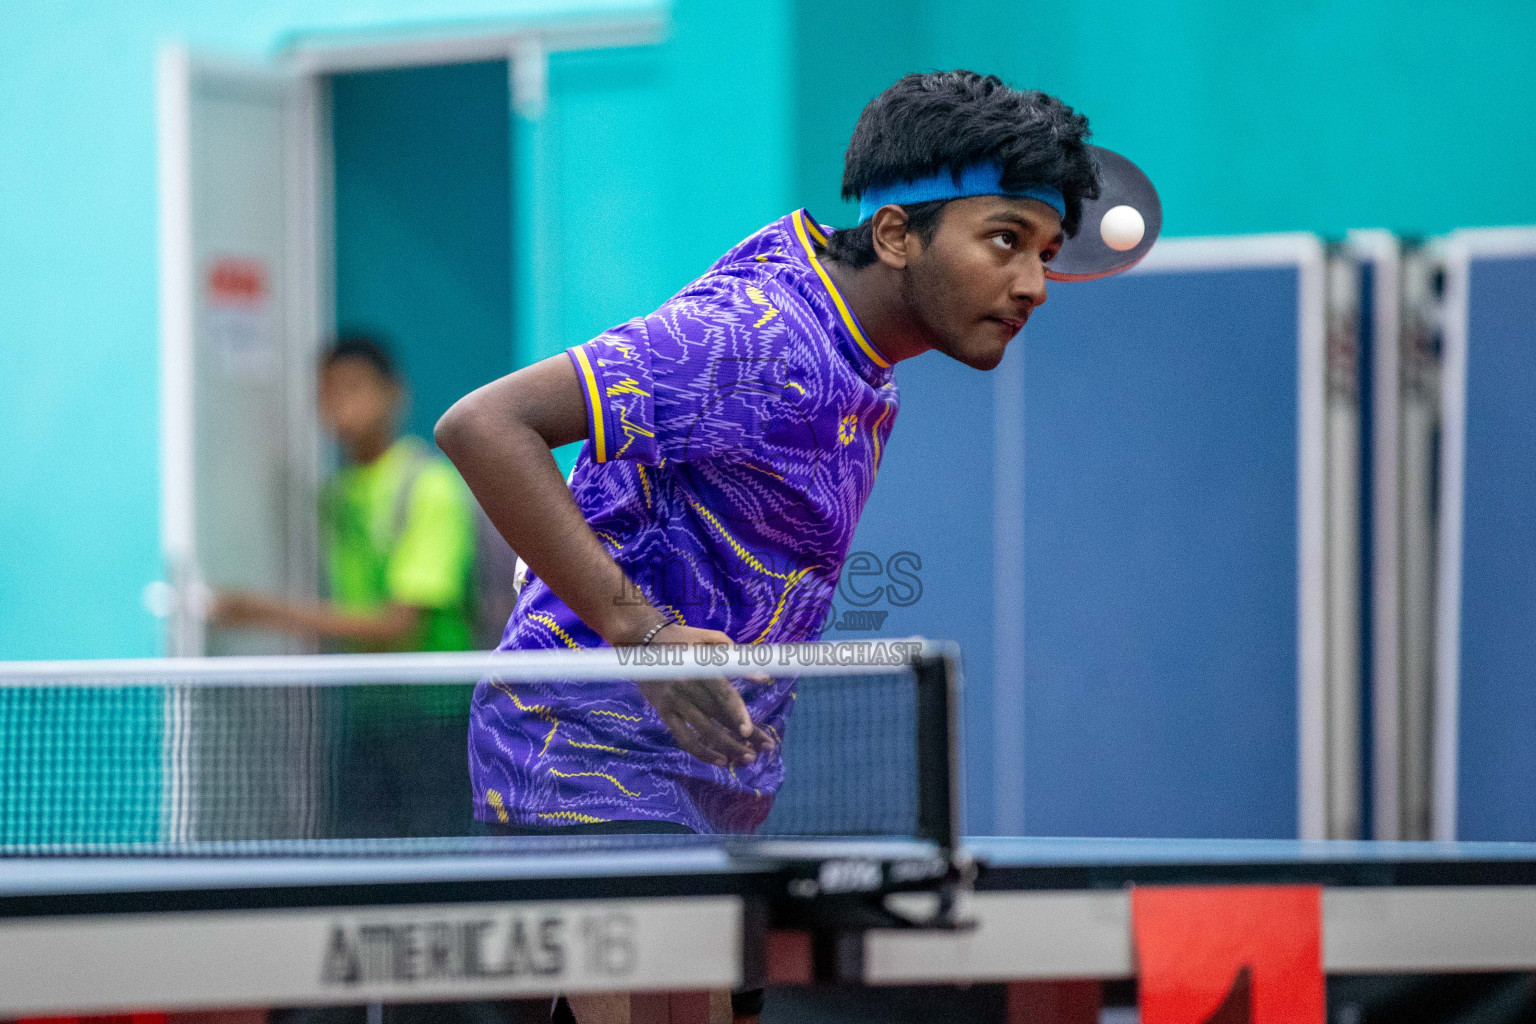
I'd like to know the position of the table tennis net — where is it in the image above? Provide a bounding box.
[0,645,957,854]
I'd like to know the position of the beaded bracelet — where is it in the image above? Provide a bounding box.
[638,620,671,647]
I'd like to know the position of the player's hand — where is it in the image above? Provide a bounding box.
[635,624,776,768]
[209,590,284,629]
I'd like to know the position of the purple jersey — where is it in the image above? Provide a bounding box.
[468,210,899,833]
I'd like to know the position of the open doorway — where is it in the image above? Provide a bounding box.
[157,13,664,658]
[150,14,663,843]
[331,60,511,448]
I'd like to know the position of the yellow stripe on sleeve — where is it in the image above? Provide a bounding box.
[571,345,608,462]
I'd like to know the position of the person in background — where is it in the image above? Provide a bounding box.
[212,334,478,839]
[224,339,507,1024]
[215,334,476,655]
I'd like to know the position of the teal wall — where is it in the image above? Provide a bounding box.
[0,0,788,658]
[525,12,794,466]
[332,61,514,445]
[794,1,1536,237]
[532,17,793,364]
[2,0,1532,660]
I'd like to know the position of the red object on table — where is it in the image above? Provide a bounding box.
[1132,885,1323,1024]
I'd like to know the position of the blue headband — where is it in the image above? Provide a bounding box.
[857,162,1066,223]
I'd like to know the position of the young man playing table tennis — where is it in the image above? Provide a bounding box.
[439,70,1153,1024]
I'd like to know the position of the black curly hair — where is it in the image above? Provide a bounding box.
[322,333,399,382]
[823,71,1099,268]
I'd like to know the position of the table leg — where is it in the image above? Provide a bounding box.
[1006,980,1102,1024]
[763,930,812,985]
[628,991,711,1024]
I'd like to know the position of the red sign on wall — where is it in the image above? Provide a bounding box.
[204,256,274,375]
[207,257,268,304]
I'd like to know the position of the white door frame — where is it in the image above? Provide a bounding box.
[157,46,327,657]
[277,10,666,75]
[158,10,666,655]
[275,6,670,371]
[155,8,672,654]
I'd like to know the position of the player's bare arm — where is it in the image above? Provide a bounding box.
[436,356,773,766]
[436,355,660,647]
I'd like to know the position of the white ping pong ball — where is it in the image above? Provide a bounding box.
[1100,205,1145,252]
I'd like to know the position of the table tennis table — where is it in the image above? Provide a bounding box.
[5,835,1536,1022]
